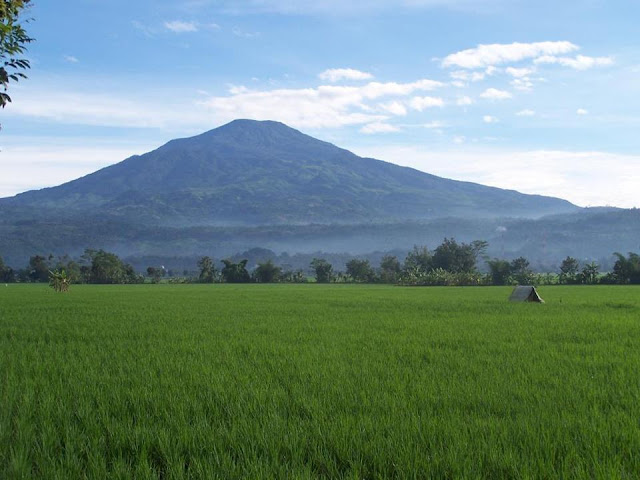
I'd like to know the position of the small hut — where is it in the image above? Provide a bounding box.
[509,285,544,303]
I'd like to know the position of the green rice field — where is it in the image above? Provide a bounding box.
[1,284,639,478]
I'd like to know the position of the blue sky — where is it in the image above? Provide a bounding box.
[1,0,639,207]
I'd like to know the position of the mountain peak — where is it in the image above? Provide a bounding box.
[2,119,578,224]
[185,119,312,148]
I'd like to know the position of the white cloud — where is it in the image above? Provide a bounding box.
[7,76,444,132]
[409,96,444,111]
[577,108,589,115]
[360,122,400,134]
[453,136,466,144]
[0,140,158,198]
[449,70,485,82]
[200,79,443,128]
[348,145,640,208]
[63,55,79,63]
[378,101,408,116]
[485,66,499,76]
[534,54,613,70]
[232,27,260,38]
[483,115,499,123]
[442,41,578,69]
[480,88,512,100]
[318,68,374,82]
[164,20,199,33]
[510,78,534,91]
[516,109,535,116]
[456,95,473,106]
[505,66,535,77]
[211,0,504,16]
[451,80,466,88]
[132,20,155,37]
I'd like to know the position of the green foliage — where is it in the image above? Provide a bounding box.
[48,269,70,292]
[220,259,250,283]
[310,258,333,283]
[487,259,511,285]
[559,256,580,284]
[0,0,33,108]
[345,258,375,283]
[0,255,14,282]
[379,255,401,284]
[80,249,142,284]
[253,259,281,283]
[403,245,432,274]
[1,284,639,478]
[146,266,164,284]
[613,252,640,284]
[580,261,600,285]
[432,238,483,273]
[197,256,216,283]
[28,254,49,282]
[510,256,534,285]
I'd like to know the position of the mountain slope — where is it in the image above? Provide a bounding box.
[2,120,578,224]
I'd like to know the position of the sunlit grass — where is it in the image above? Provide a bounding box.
[1,284,639,478]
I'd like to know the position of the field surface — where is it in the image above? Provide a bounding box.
[1,284,639,478]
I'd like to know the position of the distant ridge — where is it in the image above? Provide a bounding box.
[2,119,578,225]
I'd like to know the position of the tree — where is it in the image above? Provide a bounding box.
[81,249,141,284]
[487,259,511,285]
[404,245,432,273]
[432,238,481,273]
[253,259,281,283]
[510,257,533,285]
[0,255,14,282]
[197,256,216,283]
[48,269,70,292]
[612,252,640,284]
[559,256,580,284]
[310,258,333,283]
[581,261,599,285]
[146,266,163,284]
[345,258,375,283]
[379,255,401,284]
[28,254,49,282]
[1,0,34,109]
[220,259,250,283]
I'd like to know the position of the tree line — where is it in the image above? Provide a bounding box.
[2,241,639,286]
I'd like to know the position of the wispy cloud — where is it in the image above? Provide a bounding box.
[378,101,408,116]
[232,27,260,38]
[349,145,640,208]
[132,20,156,37]
[200,78,444,128]
[516,109,535,116]
[164,20,199,33]
[577,108,589,115]
[63,55,79,63]
[442,41,578,69]
[480,88,512,100]
[409,96,444,111]
[206,0,504,16]
[360,122,400,134]
[505,66,534,77]
[456,95,474,106]
[534,54,614,70]
[483,115,499,123]
[318,68,374,82]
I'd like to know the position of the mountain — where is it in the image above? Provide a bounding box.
[5,119,634,269]
[2,119,578,225]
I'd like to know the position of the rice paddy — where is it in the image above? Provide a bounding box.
[1,284,639,478]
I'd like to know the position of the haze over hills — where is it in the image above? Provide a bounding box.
[3,119,578,225]
[2,119,638,268]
